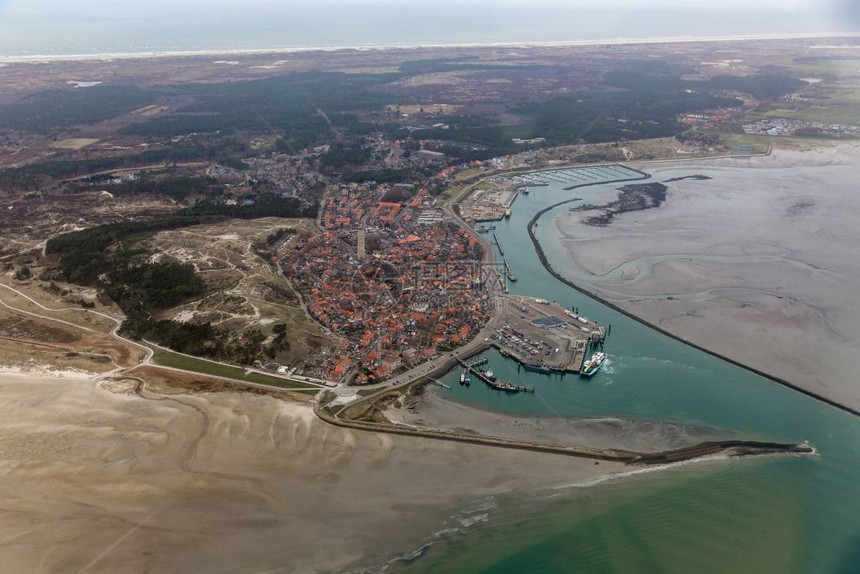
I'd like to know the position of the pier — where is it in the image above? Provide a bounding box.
[427,377,452,390]
[493,232,505,256]
[504,259,518,282]
[455,356,535,394]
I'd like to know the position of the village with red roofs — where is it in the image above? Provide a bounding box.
[279,182,490,384]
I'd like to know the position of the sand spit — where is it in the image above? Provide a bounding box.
[387,388,734,454]
[0,372,623,573]
[553,143,860,412]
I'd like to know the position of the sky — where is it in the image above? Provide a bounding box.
[0,0,854,19]
[0,0,848,11]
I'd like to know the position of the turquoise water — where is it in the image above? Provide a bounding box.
[394,166,860,573]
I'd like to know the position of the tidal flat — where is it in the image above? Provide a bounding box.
[553,143,860,411]
[0,370,625,573]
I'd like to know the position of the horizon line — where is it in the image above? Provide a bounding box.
[1,31,859,65]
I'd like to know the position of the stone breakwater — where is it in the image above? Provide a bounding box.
[315,400,813,465]
[525,169,860,419]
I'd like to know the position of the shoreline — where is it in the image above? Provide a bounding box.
[525,165,860,419]
[321,391,813,464]
[1,32,858,64]
[0,369,628,573]
[387,387,739,453]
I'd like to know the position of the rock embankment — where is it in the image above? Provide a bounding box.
[315,400,813,465]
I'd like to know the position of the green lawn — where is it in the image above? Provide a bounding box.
[152,350,320,393]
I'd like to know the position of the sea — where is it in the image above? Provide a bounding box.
[387,164,860,573]
[0,3,855,61]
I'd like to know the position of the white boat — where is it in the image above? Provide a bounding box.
[580,352,606,378]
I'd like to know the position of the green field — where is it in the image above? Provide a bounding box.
[152,350,320,393]
[788,59,860,77]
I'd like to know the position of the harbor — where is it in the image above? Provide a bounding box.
[455,356,535,394]
[396,164,857,573]
[435,293,608,398]
[492,293,605,374]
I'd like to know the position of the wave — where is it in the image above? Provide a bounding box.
[551,453,735,490]
[457,512,489,528]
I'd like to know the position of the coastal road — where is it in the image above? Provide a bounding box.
[0,281,323,397]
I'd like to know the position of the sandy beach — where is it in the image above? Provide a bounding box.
[0,369,625,573]
[553,143,860,411]
[386,388,735,453]
[1,32,855,64]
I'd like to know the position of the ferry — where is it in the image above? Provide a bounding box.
[580,352,606,378]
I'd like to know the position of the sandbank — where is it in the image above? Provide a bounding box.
[386,387,734,453]
[0,370,624,573]
[553,142,860,411]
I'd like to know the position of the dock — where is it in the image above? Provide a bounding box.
[428,377,452,390]
[504,259,518,282]
[491,294,605,374]
[493,232,505,256]
[454,356,535,394]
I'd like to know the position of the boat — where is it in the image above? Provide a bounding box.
[485,369,496,380]
[522,188,530,194]
[580,352,606,378]
[493,380,519,393]
[525,364,553,374]
[459,370,467,384]
[504,207,511,219]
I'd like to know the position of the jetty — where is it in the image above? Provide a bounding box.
[504,259,518,282]
[493,232,505,256]
[455,356,535,394]
[428,377,452,390]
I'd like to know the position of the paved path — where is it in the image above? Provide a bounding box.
[0,281,318,397]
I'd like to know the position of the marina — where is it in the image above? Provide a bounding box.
[510,164,644,190]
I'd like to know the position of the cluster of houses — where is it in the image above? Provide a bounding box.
[281,182,490,384]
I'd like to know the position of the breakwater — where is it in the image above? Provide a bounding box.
[525,173,860,419]
[316,399,812,464]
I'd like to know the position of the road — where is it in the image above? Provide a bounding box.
[0,281,321,396]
